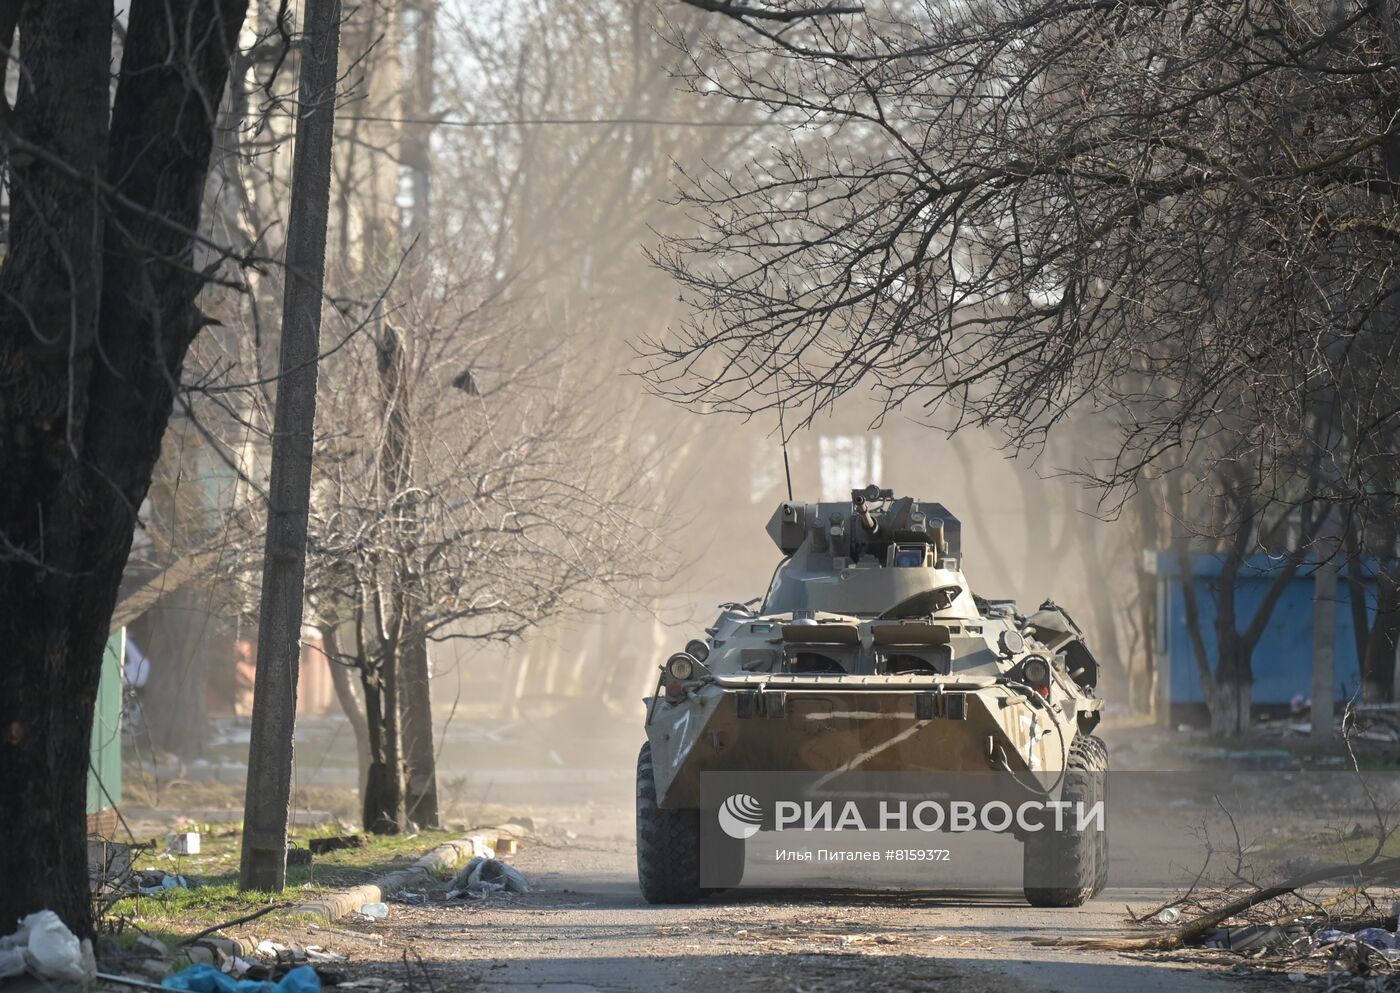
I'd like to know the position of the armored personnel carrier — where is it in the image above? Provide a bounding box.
[637,486,1107,906]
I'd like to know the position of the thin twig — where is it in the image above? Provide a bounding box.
[180,903,294,946]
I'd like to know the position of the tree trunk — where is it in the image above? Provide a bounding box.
[1346,520,1373,680]
[597,619,633,711]
[1212,607,1251,738]
[361,644,405,834]
[0,0,114,938]
[359,594,405,835]
[1371,569,1400,702]
[500,647,534,720]
[1072,508,1125,695]
[1312,558,1338,741]
[322,625,371,796]
[1211,665,1253,737]
[135,584,216,761]
[1176,547,1217,716]
[0,0,248,935]
[1131,483,1162,716]
[1212,563,1252,737]
[399,628,440,829]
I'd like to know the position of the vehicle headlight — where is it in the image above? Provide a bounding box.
[1019,655,1051,688]
[667,653,697,682]
[685,638,710,663]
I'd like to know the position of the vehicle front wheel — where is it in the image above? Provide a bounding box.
[636,742,703,904]
[1022,733,1106,907]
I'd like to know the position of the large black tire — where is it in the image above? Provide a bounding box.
[636,742,703,904]
[1022,733,1107,907]
[1080,735,1110,896]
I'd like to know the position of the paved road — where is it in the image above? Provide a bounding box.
[314,809,1233,993]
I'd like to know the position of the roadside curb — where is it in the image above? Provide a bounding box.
[293,828,513,922]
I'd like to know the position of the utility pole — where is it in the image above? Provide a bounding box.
[399,0,440,831]
[402,0,435,250]
[240,0,343,892]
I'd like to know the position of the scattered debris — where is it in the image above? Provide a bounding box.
[1352,928,1399,950]
[1253,703,1400,746]
[256,940,294,962]
[1037,854,1400,953]
[0,909,96,985]
[162,962,321,991]
[184,944,220,968]
[168,831,202,855]
[1204,923,1309,954]
[90,840,135,896]
[358,902,389,920]
[133,934,169,960]
[250,940,347,967]
[446,857,529,899]
[308,835,367,856]
[839,934,898,947]
[136,869,191,894]
[466,834,495,859]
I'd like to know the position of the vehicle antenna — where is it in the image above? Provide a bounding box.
[780,421,794,503]
[776,372,793,502]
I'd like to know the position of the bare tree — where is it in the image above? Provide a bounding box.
[644,0,1400,515]
[307,272,669,832]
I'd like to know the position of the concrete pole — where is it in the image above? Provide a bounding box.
[239,0,342,892]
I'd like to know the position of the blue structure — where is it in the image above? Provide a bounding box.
[1149,552,1377,721]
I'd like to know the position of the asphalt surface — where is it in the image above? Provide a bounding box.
[308,806,1235,993]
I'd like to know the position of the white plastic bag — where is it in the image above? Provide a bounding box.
[446,856,529,898]
[21,910,92,984]
[0,947,25,979]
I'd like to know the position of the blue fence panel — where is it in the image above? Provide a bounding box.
[1154,554,1373,707]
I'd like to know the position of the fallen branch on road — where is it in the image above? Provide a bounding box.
[1026,856,1400,951]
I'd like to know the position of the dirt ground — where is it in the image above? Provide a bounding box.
[106,717,1400,991]
[227,803,1237,993]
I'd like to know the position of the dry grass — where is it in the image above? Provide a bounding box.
[102,825,463,942]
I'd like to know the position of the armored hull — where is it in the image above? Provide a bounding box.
[636,488,1108,906]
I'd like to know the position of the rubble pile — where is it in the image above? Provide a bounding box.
[1160,905,1400,990]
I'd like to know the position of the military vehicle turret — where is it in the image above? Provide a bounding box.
[636,486,1107,906]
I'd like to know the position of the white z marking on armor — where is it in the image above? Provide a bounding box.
[671,710,691,768]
